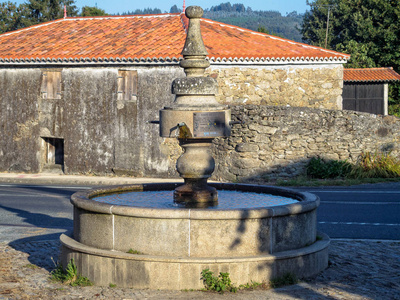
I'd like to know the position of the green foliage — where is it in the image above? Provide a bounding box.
[24,263,39,269]
[336,40,376,68]
[0,0,79,33]
[257,25,283,38]
[81,6,107,16]
[238,281,263,290]
[349,151,400,179]
[307,153,400,180]
[201,269,237,293]
[388,104,400,118]
[127,248,143,254]
[277,176,400,187]
[120,8,161,15]
[257,25,269,33]
[269,273,297,288]
[109,283,117,288]
[307,157,352,179]
[169,5,181,13]
[25,0,78,24]
[51,259,93,286]
[0,2,30,33]
[209,2,246,13]
[203,4,303,41]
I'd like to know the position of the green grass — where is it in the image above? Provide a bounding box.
[277,176,400,187]
[127,249,143,254]
[24,264,39,269]
[201,269,237,293]
[50,259,92,287]
[348,151,400,179]
[307,157,352,179]
[276,152,400,187]
[200,269,298,293]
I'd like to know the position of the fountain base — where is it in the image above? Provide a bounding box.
[61,183,329,290]
[61,232,329,290]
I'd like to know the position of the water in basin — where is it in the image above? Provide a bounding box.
[93,190,298,210]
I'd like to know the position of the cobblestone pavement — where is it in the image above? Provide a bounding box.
[1,239,399,300]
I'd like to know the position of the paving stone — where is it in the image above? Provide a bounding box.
[1,240,400,299]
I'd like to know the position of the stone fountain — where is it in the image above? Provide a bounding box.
[159,6,230,207]
[60,6,329,290]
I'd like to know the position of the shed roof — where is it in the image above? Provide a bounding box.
[344,67,400,83]
[0,13,349,66]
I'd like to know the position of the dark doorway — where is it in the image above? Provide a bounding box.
[343,83,384,115]
[42,137,64,172]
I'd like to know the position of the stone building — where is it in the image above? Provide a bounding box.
[0,12,349,176]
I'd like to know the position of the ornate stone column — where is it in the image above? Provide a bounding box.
[159,6,231,207]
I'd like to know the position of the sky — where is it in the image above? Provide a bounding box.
[14,0,310,16]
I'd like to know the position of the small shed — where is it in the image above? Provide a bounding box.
[343,67,400,115]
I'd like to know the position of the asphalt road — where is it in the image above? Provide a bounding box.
[0,183,399,243]
[295,184,400,240]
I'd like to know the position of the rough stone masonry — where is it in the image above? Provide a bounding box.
[210,105,400,182]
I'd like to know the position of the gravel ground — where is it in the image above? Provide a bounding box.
[1,239,400,300]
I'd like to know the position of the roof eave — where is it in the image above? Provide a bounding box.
[0,56,348,67]
[344,79,400,83]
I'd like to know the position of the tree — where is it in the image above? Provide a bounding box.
[81,6,107,16]
[257,25,269,34]
[301,0,400,111]
[0,2,30,33]
[132,8,161,15]
[301,0,400,69]
[257,25,283,38]
[24,0,78,25]
[169,5,180,13]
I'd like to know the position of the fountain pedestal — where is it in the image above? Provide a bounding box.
[159,6,230,207]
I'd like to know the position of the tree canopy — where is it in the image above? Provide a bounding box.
[301,0,400,70]
[169,5,181,13]
[204,3,303,41]
[0,0,78,32]
[25,0,78,24]
[0,1,29,32]
[81,6,107,16]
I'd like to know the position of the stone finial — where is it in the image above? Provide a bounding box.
[180,6,210,77]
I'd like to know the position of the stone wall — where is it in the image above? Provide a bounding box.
[1,63,381,181]
[206,65,343,109]
[0,69,42,172]
[0,66,184,175]
[211,105,400,182]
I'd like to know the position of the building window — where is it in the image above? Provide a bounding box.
[41,70,62,99]
[117,70,138,101]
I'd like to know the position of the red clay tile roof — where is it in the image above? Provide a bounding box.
[344,67,400,82]
[0,13,349,65]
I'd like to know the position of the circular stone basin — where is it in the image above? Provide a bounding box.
[61,182,329,290]
[93,190,299,209]
[68,183,319,257]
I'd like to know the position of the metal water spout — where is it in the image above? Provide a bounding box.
[159,6,231,207]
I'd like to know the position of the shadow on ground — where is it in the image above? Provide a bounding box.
[0,185,77,271]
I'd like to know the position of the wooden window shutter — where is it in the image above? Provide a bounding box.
[41,70,62,99]
[117,70,138,101]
